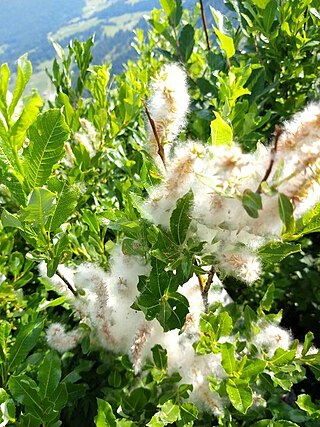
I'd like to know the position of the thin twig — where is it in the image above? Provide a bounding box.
[257,126,284,194]
[195,263,215,313]
[202,266,215,313]
[56,270,78,297]
[199,0,211,51]
[142,99,167,169]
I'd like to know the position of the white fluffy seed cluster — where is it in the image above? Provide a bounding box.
[144,65,320,283]
[42,253,295,415]
[43,65,320,415]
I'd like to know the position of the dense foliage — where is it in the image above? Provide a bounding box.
[1,1,320,426]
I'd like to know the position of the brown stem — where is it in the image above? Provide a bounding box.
[196,265,215,313]
[142,99,167,169]
[56,270,78,297]
[257,126,284,194]
[199,0,211,51]
[202,266,215,313]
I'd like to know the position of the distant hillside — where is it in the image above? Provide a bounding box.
[0,0,227,94]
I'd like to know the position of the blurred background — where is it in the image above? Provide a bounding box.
[0,0,227,95]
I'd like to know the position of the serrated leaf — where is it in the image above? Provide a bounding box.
[170,190,194,245]
[8,319,43,372]
[94,399,116,427]
[38,350,61,399]
[221,342,236,375]
[8,54,32,118]
[226,378,253,414]
[24,109,69,190]
[210,112,233,146]
[179,24,195,62]
[47,183,78,232]
[259,242,301,264]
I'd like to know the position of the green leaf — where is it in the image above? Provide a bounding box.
[8,319,43,372]
[269,348,296,366]
[22,188,55,229]
[94,399,116,427]
[24,109,70,190]
[259,242,301,264]
[241,359,266,380]
[179,24,195,62]
[37,296,67,311]
[210,112,233,146]
[260,283,274,311]
[8,374,43,419]
[179,402,198,424]
[214,28,235,58]
[3,173,27,206]
[1,210,23,230]
[170,190,194,245]
[0,63,10,119]
[242,189,262,218]
[226,378,253,414]
[10,91,43,149]
[251,0,271,9]
[221,342,236,375]
[51,383,68,410]
[159,400,180,424]
[0,320,11,360]
[8,54,32,118]
[159,0,176,19]
[212,312,233,340]
[38,350,61,399]
[136,260,189,331]
[296,394,320,416]
[0,135,16,170]
[302,331,314,357]
[263,0,277,32]
[47,183,78,232]
[278,193,294,234]
[20,413,42,427]
[152,345,168,370]
[46,233,69,277]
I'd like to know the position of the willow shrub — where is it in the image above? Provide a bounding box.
[1,0,320,426]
